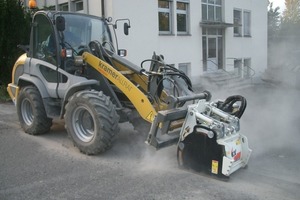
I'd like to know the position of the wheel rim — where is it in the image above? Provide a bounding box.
[21,98,34,126]
[72,106,95,143]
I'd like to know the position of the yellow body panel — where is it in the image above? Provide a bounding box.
[111,60,149,92]
[82,52,157,123]
[7,53,27,104]
[111,58,169,111]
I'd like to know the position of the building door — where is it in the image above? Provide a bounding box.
[207,37,217,71]
[202,28,223,72]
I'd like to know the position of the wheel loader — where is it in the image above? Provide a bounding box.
[7,11,251,179]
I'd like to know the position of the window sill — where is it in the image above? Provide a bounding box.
[177,33,192,36]
[234,34,242,37]
[159,33,175,36]
[244,35,252,38]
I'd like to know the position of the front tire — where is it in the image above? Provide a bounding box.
[64,90,120,155]
[17,86,52,135]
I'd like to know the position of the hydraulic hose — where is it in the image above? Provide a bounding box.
[217,95,247,118]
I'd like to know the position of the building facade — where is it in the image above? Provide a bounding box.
[28,0,268,84]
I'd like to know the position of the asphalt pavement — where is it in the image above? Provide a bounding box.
[0,83,300,200]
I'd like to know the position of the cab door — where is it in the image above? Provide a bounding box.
[28,13,67,98]
[30,13,58,66]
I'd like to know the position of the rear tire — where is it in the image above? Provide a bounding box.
[17,86,52,135]
[64,90,120,155]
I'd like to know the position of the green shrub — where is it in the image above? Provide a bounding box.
[0,85,10,102]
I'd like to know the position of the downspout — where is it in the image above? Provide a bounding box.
[101,0,105,17]
[86,0,89,14]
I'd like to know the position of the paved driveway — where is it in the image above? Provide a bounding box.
[0,84,299,200]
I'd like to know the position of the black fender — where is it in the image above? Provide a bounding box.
[18,74,50,98]
[60,79,99,118]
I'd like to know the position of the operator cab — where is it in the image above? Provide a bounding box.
[30,11,115,73]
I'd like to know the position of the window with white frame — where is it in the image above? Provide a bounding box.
[71,0,84,13]
[158,0,173,34]
[177,0,190,34]
[234,58,242,75]
[243,10,251,36]
[59,3,69,11]
[75,1,83,11]
[243,58,251,78]
[233,9,242,36]
[178,63,190,76]
[46,5,56,11]
[201,0,222,22]
[70,0,84,13]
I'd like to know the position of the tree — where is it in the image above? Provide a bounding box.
[282,0,300,23]
[268,1,281,45]
[279,0,300,54]
[0,0,31,85]
[267,0,300,68]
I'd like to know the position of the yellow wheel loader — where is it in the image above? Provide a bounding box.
[7,11,251,179]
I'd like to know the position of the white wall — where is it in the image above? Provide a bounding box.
[38,0,268,82]
[225,0,268,76]
[108,0,158,68]
[110,0,267,83]
[251,0,268,76]
[110,0,204,84]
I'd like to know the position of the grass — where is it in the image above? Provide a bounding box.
[0,85,11,103]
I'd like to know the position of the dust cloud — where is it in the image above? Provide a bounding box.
[238,85,300,155]
[110,47,300,181]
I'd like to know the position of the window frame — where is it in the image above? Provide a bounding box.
[243,10,251,37]
[158,0,174,35]
[201,0,222,22]
[178,62,191,76]
[176,0,190,35]
[233,9,242,37]
[59,3,69,11]
[74,1,84,12]
[69,0,84,13]
[243,58,251,78]
[234,58,243,75]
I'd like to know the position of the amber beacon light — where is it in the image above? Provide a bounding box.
[29,0,37,9]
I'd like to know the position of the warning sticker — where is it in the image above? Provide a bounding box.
[146,112,154,121]
[211,160,218,174]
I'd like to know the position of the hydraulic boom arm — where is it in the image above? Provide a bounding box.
[82,52,157,123]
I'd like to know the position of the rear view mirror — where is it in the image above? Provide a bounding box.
[113,19,131,35]
[56,16,65,32]
[124,23,130,35]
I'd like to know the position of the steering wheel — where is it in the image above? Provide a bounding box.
[76,45,89,56]
[88,40,105,60]
[217,95,247,118]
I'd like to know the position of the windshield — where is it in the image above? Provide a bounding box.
[59,13,113,52]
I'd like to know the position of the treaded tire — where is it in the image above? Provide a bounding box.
[64,90,120,155]
[17,86,52,135]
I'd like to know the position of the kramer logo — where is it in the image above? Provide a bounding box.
[98,61,132,92]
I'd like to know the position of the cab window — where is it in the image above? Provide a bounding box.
[32,14,57,65]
